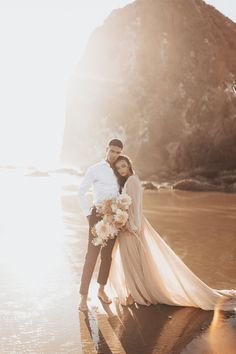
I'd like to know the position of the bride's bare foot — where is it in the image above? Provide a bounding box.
[98,286,112,304]
[126,294,134,306]
[78,294,89,311]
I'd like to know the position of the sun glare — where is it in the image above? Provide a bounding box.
[0,1,134,168]
[0,172,65,295]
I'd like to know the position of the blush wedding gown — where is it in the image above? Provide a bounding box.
[109,175,236,311]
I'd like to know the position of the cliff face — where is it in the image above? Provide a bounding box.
[61,0,236,179]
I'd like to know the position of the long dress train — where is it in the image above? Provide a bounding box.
[109,175,236,311]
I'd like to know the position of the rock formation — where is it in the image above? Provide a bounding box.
[61,0,236,180]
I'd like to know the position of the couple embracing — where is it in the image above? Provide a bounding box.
[78,139,236,312]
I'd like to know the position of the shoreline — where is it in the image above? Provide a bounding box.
[1,165,236,193]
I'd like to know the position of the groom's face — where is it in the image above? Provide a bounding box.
[106,145,122,165]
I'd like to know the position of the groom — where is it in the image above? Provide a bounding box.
[78,138,123,311]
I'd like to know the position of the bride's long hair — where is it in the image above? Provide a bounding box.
[113,155,134,192]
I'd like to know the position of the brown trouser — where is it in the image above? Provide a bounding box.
[79,207,116,295]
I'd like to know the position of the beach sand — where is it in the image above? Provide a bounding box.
[0,171,235,353]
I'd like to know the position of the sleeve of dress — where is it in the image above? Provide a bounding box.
[78,167,94,216]
[126,175,142,234]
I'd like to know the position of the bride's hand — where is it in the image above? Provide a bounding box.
[121,224,129,232]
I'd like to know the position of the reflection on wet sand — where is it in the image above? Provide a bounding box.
[79,301,212,354]
[78,297,236,354]
[0,172,235,353]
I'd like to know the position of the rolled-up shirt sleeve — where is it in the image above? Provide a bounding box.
[78,167,94,216]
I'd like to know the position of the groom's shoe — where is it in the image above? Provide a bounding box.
[98,290,112,304]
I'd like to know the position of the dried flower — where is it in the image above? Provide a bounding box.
[114,209,129,225]
[92,193,132,247]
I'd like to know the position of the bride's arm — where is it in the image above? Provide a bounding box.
[125,175,142,234]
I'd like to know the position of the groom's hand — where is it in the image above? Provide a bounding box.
[87,215,91,223]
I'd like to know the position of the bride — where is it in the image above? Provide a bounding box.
[109,155,236,311]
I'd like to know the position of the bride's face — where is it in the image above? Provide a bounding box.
[115,159,130,177]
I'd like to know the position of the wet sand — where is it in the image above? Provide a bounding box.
[0,171,235,353]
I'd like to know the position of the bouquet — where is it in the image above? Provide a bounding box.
[91,192,132,247]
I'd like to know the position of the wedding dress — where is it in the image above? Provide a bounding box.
[109,175,236,311]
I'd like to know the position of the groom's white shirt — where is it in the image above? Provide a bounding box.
[78,159,119,216]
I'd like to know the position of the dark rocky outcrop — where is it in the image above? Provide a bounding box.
[173,178,217,191]
[142,181,158,190]
[61,0,236,180]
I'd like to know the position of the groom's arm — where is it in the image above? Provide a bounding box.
[78,167,94,219]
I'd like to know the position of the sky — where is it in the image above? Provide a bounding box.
[0,0,235,168]
[204,0,236,22]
